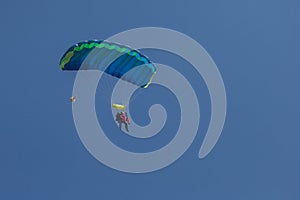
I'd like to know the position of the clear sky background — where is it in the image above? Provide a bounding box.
[1,0,300,199]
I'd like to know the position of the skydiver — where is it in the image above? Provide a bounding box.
[115,112,123,130]
[70,96,76,103]
[118,111,130,132]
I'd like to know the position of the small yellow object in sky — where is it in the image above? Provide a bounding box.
[112,103,126,110]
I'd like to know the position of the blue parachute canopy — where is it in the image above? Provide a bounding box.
[59,40,156,88]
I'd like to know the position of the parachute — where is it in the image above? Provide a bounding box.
[60,40,156,88]
[112,103,126,110]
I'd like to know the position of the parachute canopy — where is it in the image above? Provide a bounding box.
[112,103,126,110]
[59,40,156,88]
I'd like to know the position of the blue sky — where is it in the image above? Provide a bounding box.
[1,0,300,199]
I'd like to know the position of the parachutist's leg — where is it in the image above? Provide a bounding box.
[125,123,129,132]
[118,122,122,130]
